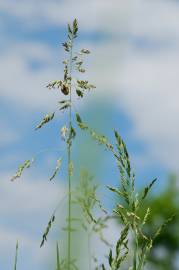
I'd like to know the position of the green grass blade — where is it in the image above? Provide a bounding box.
[14,241,18,270]
[56,242,60,270]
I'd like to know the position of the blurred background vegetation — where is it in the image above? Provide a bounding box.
[138,174,179,270]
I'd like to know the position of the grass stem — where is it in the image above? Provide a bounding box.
[67,35,73,270]
[14,241,18,270]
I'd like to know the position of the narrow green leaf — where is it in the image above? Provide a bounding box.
[114,130,122,146]
[108,249,113,266]
[68,24,72,35]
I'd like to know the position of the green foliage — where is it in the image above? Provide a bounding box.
[75,113,174,269]
[55,243,79,270]
[138,175,179,270]
[107,224,129,270]
[55,243,78,270]
[74,170,98,224]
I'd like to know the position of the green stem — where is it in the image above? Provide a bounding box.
[67,36,73,270]
[14,241,18,270]
[137,244,147,270]
[88,230,91,270]
[133,226,139,270]
[56,242,60,270]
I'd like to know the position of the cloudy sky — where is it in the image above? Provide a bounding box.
[0,0,179,269]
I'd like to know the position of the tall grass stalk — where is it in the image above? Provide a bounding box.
[67,20,73,270]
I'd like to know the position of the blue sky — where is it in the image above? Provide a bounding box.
[0,0,179,269]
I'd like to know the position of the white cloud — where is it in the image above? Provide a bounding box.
[0,173,65,215]
[117,46,179,171]
[0,42,63,109]
[92,42,179,171]
[1,0,179,43]
[0,119,19,146]
[130,0,179,41]
[1,0,179,171]
[0,0,135,32]
[75,217,123,269]
[0,172,66,269]
[0,171,123,270]
[0,226,53,268]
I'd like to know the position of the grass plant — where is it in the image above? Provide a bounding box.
[11,19,174,270]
